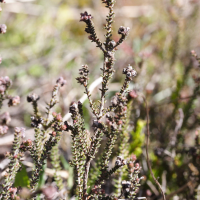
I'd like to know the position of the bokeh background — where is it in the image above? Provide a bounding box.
[1,0,200,199]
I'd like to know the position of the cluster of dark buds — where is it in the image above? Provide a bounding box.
[0,112,11,125]
[30,116,44,128]
[27,92,41,119]
[0,76,20,109]
[118,26,130,37]
[0,76,20,136]
[76,65,89,86]
[0,112,11,135]
[8,96,20,107]
[56,76,67,87]
[69,101,78,115]
[101,0,115,7]
[27,93,40,102]
[110,26,130,50]
[0,76,12,95]
[115,156,127,166]
[107,40,116,50]
[92,120,103,129]
[80,11,92,22]
[80,11,103,51]
[64,120,72,132]
[123,64,137,80]
[121,180,132,198]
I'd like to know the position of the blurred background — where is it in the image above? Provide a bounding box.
[1,0,200,199]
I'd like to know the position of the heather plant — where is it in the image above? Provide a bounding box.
[0,75,20,135]
[0,0,146,200]
[0,75,21,199]
[1,0,200,199]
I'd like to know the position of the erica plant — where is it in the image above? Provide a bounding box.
[67,0,143,199]
[0,0,146,200]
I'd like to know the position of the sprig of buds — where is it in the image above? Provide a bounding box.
[80,11,104,52]
[0,127,25,200]
[70,0,141,199]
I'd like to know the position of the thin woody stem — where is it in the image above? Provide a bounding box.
[104,0,115,50]
[98,56,107,119]
[83,156,91,200]
[83,129,102,199]
[143,96,166,200]
[84,85,98,117]
[120,77,130,94]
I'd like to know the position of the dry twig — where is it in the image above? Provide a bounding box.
[143,96,166,200]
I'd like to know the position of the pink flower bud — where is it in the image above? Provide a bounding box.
[61,124,67,130]
[52,131,56,137]
[56,113,62,122]
[9,187,17,194]
[117,120,123,125]
[131,154,137,161]
[52,112,57,118]
[128,162,134,169]
[23,139,32,147]
[129,90,137,99]
[135,163,140,169]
